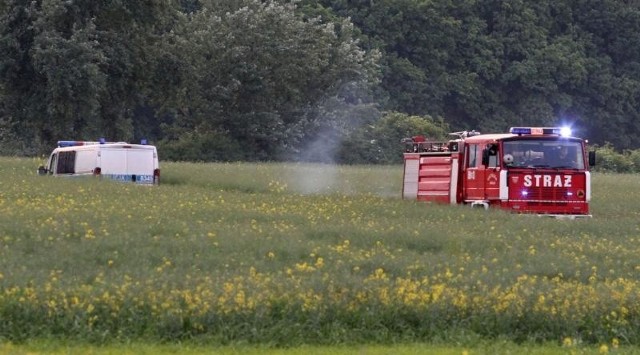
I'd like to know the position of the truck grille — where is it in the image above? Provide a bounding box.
[528,187,569,200]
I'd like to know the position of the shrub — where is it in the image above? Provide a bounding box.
[337,112,449,164]
[157,132,245,162]
[591,143,637,173]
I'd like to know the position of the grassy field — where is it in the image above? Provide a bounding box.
[1,340,634,354]
[0,156,639,353]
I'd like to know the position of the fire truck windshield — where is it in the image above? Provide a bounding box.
[502,139,585,169]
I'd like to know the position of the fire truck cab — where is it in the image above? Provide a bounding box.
[402,127,595,218]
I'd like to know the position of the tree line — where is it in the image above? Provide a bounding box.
[2,0,640,164]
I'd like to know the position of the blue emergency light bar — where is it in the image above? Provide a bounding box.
[57,139,113,147]
[57,138,146,148]
[57,141,87,147]
[509,127,572,137]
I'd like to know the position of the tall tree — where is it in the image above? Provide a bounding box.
[159,0,379,161]
[31,1,106,143]
[0,1,46,153]
[0,0,178,153]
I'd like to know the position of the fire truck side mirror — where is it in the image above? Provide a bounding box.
[589,151,596,166]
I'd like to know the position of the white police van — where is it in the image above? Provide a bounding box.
[38,140,160,185]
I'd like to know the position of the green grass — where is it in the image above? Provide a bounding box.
[3,340,638,354]
[0,157,639,353]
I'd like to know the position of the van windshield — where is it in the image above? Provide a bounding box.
[502,139,584,169]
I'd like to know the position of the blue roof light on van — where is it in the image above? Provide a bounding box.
[56,140,153,148]
[57,141,85,147]
[57,140,109,147]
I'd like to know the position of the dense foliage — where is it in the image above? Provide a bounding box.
[2,0,640,162]
[591,144,640,173]
[312,0,640,150]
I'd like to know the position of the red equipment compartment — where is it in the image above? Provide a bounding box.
[417,155,453,202]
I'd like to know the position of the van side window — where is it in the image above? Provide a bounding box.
[57,151,76,174]
[49,154,58,174]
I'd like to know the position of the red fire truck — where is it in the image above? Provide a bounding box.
[402,127,595,218]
